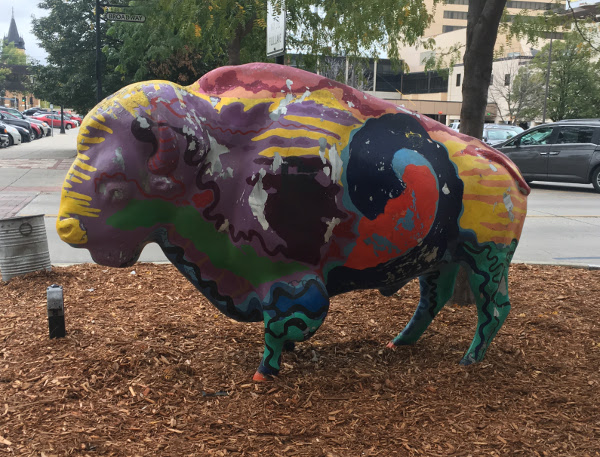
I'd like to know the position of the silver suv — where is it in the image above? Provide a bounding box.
[496,119,600,193]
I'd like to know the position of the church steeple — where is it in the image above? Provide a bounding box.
[4,8,26,51]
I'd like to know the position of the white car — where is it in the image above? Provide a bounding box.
[0,123,22,146]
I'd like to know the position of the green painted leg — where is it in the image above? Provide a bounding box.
[459,242,515,365]
[254,279,329,381]
[390,263,460,347]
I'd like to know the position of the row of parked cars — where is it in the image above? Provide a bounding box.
[451,120,600,193]
[0,107,82,148]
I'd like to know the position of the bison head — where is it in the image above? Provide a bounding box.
[56,81,210,267]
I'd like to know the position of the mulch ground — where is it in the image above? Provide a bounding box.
[1,263,599,456]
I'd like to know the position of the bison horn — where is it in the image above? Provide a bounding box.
[147,121,180,176]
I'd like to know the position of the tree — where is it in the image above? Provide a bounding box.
[0,41,29,95]
[1,41,27,66]
[317,56,373,91]
[531,32,600,121]
[107,0,436,80]
[459,1,507,138]
[488,61,544,125]
[31,0,125,114]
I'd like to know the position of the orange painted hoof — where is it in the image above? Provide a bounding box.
[252,371,272,382]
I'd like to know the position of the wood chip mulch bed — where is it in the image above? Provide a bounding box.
[1,263,599,456]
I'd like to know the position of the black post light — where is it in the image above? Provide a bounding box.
[47,284,66,339]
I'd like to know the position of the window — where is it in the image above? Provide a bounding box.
[444,11,469,20]
[442,25,467,33]
[519,127,554,146]
[504,74,511,86]
[486,129,520,141]
[456,73,461,87]
[506,1,554,10]
[556,126,595,144]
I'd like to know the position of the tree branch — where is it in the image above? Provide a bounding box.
[567,0,600,53]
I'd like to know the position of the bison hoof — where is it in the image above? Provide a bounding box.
[459,354,476,366]
[253,371,275,382]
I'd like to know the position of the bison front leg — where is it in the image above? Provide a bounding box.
[253,278,330,381]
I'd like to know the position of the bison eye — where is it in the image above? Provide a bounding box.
[110,188,124,201]
[98,181,132,203]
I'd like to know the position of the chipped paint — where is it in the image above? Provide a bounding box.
[249,169,269,231]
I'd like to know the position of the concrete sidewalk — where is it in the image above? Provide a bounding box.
[0,127,167,265]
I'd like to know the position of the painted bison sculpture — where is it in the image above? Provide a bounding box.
[57,63,529,380]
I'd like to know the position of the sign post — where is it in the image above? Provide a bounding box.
[267,1,286,63]
[95,2,145,103]
[105,12,146,23]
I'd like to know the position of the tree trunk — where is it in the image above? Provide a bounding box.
[451,0,507,307]
[459,0,507,138]
[227,16,256,66]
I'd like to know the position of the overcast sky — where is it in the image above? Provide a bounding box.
[1,0,49,63]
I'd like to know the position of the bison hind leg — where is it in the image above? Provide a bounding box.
[254,278,330,381]
[459,240,517,365]
[389,263,460,347]
[379,279,409,297]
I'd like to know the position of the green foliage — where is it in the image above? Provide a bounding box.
[106,0,436,84]
[31,0,124,114]
[286,0,434,61]
[0,68,9,89]
[32,0,437,112]
[530,33,600,121]
[106,0,266,83]
[1,41,27,65]
[0,41,30,93]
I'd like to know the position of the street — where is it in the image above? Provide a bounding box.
[1,128,599,268]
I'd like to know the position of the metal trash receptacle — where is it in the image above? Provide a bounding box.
[0,214,52,281]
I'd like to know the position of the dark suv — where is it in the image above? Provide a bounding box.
[496,119,600,193]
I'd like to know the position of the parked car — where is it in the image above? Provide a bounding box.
[0,109,44,141]
[62,114,80,126]
[496,119,600,192]
[0,112,34,139]
[32,114,78,130]
[0,107,51,137]
[0,122,22,146]
[66,113,83,124]
[0,110,43,139]
[12,124,32,143]
[0,133,9,148]
[23,107,45,116]
[483,124,523,146]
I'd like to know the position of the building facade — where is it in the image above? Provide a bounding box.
[423,0,562,36]
[1,10,41,110]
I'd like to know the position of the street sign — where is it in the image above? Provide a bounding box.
[266,1,285,58]
[105,12,146,23]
